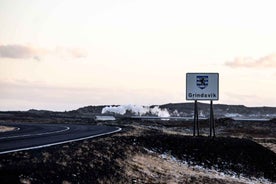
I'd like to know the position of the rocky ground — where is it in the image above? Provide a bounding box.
[0,118,276,184]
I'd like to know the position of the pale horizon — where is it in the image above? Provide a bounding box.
[1,0,276,111]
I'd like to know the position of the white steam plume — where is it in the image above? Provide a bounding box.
[101,104,170,117]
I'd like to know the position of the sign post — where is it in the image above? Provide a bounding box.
[186,73,219,137]
[193,100,199,136]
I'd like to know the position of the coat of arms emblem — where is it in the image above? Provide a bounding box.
[196,76,208,89]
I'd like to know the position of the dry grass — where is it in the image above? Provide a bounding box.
[124,151,272,184]
[253,138,276,154]
[260,143,276,153]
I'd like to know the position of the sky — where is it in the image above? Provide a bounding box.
[0,0,276,111]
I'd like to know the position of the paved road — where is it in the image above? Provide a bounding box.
[0,122,121,154]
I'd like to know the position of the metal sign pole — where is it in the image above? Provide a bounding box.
[211,100,215,137]
[209,100,215,137]
[209,100,212,137]
[196,101,199,136]
[193,100,197,136]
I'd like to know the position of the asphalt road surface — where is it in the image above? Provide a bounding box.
[0,122,121,154]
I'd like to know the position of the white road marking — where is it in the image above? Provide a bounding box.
[0,126,70,140]
[0,127,121,155]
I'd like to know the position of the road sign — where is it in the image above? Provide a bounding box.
[186,73,219,100]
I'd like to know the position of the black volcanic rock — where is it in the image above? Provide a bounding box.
[137,131,276,181]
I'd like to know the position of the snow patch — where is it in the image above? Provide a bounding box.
[224,113,243,118]
[144,149,274,184]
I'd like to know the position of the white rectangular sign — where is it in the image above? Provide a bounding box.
[186,73,219,100]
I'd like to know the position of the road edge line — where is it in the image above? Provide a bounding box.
[0,127,122,155]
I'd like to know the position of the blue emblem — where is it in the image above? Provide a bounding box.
[196,76,208,89]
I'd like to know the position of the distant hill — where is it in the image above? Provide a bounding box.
[74,103,276,119]
[159,103,276,118]
[1,103,275,120]
[70,105,106,114]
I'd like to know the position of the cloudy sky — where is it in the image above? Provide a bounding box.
[0,0,276,111]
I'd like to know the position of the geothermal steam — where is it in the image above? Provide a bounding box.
[101,104,170,117]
